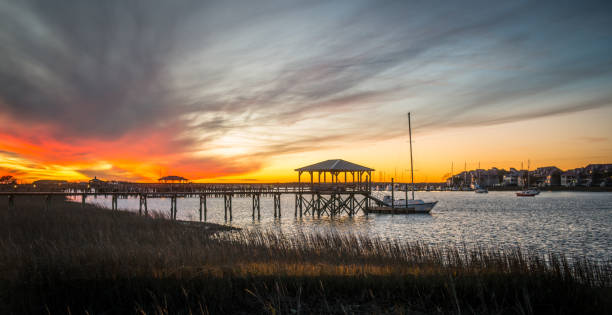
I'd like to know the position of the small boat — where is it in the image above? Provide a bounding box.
[474,162,487,193]
[382,196,437,213]
[516,189,539,197]
[517,160,538,197]
[374,112,437,214]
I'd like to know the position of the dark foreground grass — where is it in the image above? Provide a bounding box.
[0,196,610,314]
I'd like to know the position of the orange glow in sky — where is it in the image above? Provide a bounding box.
[2,106,611,183]
[1,1,611,183]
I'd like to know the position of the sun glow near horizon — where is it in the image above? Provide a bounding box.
[1,1,611,183]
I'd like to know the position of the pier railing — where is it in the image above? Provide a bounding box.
[1,184,374,221]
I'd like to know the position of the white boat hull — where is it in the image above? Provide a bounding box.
[367,201,437,214]
[387,198,438,213]
[410,201,437,213]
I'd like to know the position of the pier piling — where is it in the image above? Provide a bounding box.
[8,194,14,211]
[224,194,232,221]
[45,194,51,211]
[252,194,261,219]
[199,194,207,221]
[273,193,281,217]
[111,195,118,211]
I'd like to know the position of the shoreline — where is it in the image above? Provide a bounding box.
[1,196,610,313]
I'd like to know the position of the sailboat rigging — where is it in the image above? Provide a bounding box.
[475,161,488,193]
[517,159,539,197]
[382,112,438,213]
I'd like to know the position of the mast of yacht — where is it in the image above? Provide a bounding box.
[521,161,524,188]
[464,161,467,188]
[451,162,454,187]
[408,112,415,200]
[527,159,530,188]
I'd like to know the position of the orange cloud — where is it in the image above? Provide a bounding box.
[0,116,262,182]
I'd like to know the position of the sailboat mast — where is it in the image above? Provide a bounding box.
[478,161,481,187]
[464,161,467,188]
[408,112,415,200]
[527,159,530,188]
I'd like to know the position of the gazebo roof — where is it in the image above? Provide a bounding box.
[295,159,374,172]
[158,176,188,181]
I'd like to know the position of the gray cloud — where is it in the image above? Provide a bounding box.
[0,0,204,139]
[1,0,611,159]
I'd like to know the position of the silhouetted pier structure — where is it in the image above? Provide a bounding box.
[1,160,389,221]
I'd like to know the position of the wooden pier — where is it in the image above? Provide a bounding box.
[0,159,395,221]
[0,189,386,221]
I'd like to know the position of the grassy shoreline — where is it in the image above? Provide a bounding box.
[1,197,610,314]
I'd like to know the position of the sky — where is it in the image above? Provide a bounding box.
[1,0,611,183]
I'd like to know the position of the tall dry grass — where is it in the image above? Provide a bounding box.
[0,196,610,314]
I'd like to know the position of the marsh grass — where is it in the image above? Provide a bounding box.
[0,196,610,314]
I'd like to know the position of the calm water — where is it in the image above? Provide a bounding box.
[72,191,612,261]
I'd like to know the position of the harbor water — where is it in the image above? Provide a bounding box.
[71,191,612,261]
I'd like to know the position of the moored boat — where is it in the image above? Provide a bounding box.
[382,196,437,213]
[516,189,539,197]
[517,160,538,197]
[374,112,437,214]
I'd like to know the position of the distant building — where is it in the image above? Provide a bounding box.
[502,168,522,186]
[503,174,519,186]
[561,169,582,187]
[533,166,562,177]
[584,164,612,187]
[530,166,562,187]
[446,163,611,188]
[158,176,189,183]
[89,176,106,186]
[480,168,501,187]
[545,174,561,186]
[32,179,68,186]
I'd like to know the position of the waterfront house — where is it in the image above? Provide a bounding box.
[89,176,106,186]
[532,166,562,187]
[502,168,521,186]
[561,169,581,187]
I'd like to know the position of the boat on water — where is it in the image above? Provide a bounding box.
[474,162,488,193]
[381,196,438,212]
[517,160,539,197]
[373,112,437,214]
[516,188,539,197]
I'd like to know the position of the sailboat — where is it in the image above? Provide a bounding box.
[517,160,539,197]
[383,112,437,213]
[475,161,488,193]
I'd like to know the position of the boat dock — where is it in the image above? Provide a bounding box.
[1,159,396,221]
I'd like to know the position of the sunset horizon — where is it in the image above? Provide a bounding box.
[1,1,611,184]
[2,2,611,313]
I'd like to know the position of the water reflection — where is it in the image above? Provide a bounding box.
[69,191,612,261]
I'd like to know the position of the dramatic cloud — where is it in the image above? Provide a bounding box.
[1,0,611,180]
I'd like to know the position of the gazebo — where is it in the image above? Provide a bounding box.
[158,176,188,183]
[295,159,374,191]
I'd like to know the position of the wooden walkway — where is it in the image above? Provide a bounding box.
[0,188,386,221]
